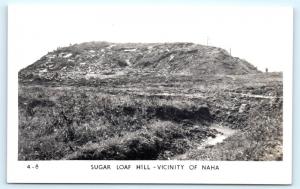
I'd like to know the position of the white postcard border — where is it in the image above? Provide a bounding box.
[7,5,293,184]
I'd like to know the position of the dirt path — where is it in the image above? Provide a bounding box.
[230,92,282,99]
[120,90,280,100]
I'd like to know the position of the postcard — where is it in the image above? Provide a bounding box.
[7,5,293,184]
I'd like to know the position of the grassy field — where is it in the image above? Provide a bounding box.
[18,72,283,160]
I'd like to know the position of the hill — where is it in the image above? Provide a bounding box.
[19,42,260,83]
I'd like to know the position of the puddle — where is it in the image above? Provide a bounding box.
[173,124,237,160]
[197,125,236,149]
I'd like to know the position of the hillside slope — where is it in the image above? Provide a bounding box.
[19,42,260,83]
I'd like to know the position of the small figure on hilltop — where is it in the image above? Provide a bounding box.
[265,68,268,73]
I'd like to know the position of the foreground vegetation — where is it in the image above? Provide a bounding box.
[18,72,283,160]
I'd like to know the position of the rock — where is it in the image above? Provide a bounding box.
[239,104,248,113]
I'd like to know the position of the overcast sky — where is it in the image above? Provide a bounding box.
[9,5,293,72]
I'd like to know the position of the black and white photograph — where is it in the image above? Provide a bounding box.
[7,5,293,184]
[18,41,284,161]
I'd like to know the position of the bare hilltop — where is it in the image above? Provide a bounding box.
[19,42,260,83]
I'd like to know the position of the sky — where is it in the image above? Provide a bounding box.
[8,5,293,72]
